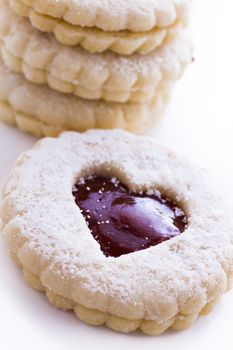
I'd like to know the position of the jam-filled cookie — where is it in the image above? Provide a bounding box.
[1,130,233,335]
[8,0,190,55]
[0,1,192,103]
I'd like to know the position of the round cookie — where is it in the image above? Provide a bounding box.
[0,2,192,103]
[8,0,190,55]
[0,62,172,136]
[1,129,233,335]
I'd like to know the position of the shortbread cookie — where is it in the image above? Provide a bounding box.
[8,0,190,54]
[0,3,192,103]
[1,130,233,335]
[0,62,172,136]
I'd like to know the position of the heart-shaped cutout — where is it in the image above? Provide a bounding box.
[73,176,187,257]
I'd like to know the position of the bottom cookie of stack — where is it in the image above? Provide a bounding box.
[0,62,172,136]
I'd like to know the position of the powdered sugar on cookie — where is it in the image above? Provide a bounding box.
[1,130,233,333]
[10,0,191,31]
[0,4,192,102]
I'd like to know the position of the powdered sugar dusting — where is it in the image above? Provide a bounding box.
[16,0,191,31]
[1,130,233,322]
[0,3,192,78]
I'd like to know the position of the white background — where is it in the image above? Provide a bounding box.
[0,0,233,349]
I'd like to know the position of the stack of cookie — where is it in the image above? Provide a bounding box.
[0,0,192,136]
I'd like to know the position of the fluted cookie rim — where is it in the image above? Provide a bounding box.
[8,0,191,32]
[6,254,224,335]
[0,90,170,136]
[0,4,191,102]
[0,62,172,135]
[8,0,188,55]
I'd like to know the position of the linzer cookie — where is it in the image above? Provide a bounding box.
[1,130,233,335]
[0,2,192,103]
[0,62,172,135]
[0,0,192,134]
[8,0,190,55]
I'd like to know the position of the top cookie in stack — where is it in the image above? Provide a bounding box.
[0,0,192,137]
[9,0,190,54]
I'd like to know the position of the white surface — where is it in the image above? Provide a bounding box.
[0,0,233,349]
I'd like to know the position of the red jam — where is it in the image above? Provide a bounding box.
[73,176,187,258]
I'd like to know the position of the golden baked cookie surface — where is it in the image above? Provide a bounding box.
[0,62,173,135]
[0,2,192,102]
[8,0,190,31]
[8,0,190,54]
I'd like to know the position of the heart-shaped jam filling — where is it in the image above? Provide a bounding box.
[73,176,187,258]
